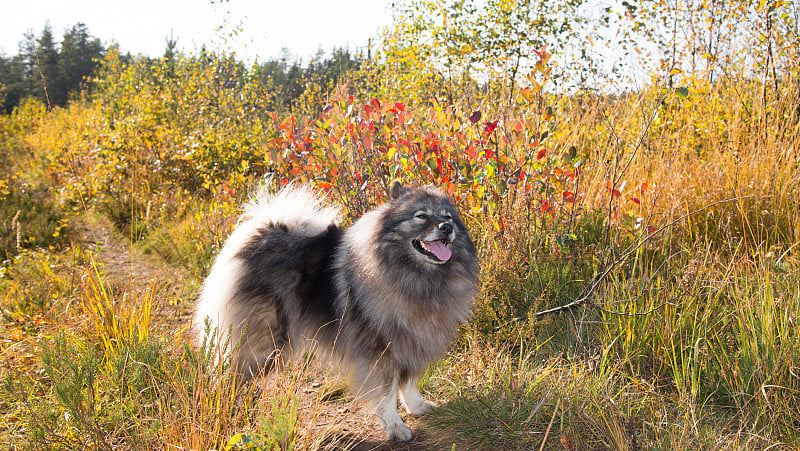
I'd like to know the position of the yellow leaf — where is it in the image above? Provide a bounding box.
[492,219,501,231]
[669,68,682,75]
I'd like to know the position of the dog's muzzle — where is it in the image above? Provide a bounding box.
[413,222,455,264]
[438,222,453,234]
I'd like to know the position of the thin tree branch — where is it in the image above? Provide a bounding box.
[535,195,751,317]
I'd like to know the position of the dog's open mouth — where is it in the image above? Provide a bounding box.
[413,239,452,263]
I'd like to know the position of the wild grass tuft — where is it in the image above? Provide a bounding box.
[79,261,153,362]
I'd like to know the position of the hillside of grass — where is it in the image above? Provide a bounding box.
[2,3,800,449]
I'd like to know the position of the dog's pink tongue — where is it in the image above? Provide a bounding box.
[425,241,452,261]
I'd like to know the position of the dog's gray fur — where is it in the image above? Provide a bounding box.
[194,181,478,440]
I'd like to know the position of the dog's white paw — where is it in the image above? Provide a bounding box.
[407,399,437,417]
[385,422,414,441]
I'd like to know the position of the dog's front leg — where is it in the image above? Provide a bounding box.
[352,362,413,441]
[373,376,413,441]
[399,376,436,416]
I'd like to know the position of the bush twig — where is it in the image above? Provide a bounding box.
[535,195,752,317]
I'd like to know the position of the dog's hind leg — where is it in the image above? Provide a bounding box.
[231,315,285,381]
[399,376,436,417]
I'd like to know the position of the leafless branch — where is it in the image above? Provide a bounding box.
[535,195,750,318]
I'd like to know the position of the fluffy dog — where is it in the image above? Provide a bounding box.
[194,181,478,440]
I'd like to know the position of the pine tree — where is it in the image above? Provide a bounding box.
[34,23,62,107]
[59,23,104,103]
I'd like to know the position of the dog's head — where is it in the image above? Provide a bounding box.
[384,181,472,266]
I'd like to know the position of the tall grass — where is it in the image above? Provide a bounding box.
[1,48,798,448]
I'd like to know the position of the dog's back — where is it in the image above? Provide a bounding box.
[194,186,341,378]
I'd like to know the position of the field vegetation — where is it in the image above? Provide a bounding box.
[1,0,799,449]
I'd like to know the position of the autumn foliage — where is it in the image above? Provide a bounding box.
[1,1,800,448]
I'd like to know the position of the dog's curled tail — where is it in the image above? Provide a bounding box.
[242,184,340,233]
[194,184,339,355]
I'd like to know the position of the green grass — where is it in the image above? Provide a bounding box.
[1,50,799,449]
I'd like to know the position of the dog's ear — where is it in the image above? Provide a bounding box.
[389,180,410,200]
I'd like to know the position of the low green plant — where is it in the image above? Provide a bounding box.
[0,180,71,262]
[226,392,301,451]
[0,247,83,318]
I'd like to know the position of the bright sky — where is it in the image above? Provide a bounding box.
[1,0,395,63]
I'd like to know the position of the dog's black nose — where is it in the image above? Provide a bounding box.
[438,222,454,234]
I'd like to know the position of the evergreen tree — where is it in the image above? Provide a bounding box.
[16,29,41,101]
[259,48,306,111]
[316,47,361,87]
[0,54,26,113]
[59,23,104,102]
[164,32,178,61]
[34,23,62,107]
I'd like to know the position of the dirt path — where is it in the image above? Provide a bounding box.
[76,217,157,284]
[74,215,196,325]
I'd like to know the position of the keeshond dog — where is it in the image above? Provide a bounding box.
[194,181,478,441]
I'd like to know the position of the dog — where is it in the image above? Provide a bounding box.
[194,181,478,441]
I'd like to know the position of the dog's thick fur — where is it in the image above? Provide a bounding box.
[194,181,478,440]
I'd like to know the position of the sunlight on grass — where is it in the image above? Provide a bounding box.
[1,8,799,448]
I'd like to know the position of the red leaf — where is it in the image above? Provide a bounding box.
[394,102,406,112]
[484,120,499,134]
[469,110,482,124]
[606,180,621,198]
[371,98,381,111]
[641,182,649,193]
[444,177,455,195]
[630,197,641,205]
[484,148,494,160]
[647,225,656,234]
[562,191,585,204]
[536,148,546,160]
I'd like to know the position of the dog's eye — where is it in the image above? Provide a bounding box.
[443,213,452,220]
[415,213,429,220]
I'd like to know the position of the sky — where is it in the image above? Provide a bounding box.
[0,0,395,63]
